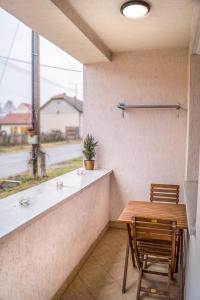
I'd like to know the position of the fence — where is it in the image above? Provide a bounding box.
[0,133,28,146]
[0,130,70,146]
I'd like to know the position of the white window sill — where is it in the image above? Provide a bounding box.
[0,169,112,240]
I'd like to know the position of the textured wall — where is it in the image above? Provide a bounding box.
[185,153,200,300]
[185,55,200,181]
[0,175,110,300]
[84,49,188,219]
[185,55,200,300]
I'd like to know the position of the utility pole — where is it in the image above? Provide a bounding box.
[31,31,40,178]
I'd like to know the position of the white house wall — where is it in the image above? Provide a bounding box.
[15,104,31,114]
[41,114,80,133]
[40,100,82,134]
[1,125,29,135]
[1,125,12,135]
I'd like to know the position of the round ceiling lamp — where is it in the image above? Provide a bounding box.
[120,1,150,18]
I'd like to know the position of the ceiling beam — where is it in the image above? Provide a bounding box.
[0,0,112,63]
[50,0,112,62]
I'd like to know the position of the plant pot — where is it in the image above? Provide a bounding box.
[84,160,95,170]
[27,128,35,137]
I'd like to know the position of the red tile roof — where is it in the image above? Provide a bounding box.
[0,113,32,125]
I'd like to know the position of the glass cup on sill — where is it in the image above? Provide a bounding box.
[56,180,64,189]
[77,168,85,175]
[19,198,31,207]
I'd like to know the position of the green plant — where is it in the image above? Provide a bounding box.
[83,134,98,161]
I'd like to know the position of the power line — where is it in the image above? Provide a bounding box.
[41,63,83,73]
[0,55,83,73]
[0,59,83,96]
[0,22,20,85]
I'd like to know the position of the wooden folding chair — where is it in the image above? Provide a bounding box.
[150,183,179,204]
[150,183,180,273]
[132,216,177,300]
[122,184,180,294]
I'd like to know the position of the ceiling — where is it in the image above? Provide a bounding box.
[0,0,111,63]
[68,0,197,52]
[0,0,199,63]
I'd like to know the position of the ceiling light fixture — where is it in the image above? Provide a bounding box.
[120,0,150,19]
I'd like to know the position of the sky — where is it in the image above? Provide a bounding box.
[0,8,83,107]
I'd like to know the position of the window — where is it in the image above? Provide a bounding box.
[0,7,83,193]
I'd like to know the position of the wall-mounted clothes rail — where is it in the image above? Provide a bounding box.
[117,102,181,118]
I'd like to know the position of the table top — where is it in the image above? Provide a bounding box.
[117,200,188,229]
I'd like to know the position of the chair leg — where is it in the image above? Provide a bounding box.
[136,268,143,300]
[167,265,171,300]
[175,232,180,273]
[122,240,129,294]
[144,255,148,269]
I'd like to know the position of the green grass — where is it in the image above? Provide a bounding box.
[0,157,82,200]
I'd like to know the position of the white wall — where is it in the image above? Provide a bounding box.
[41,100,81,133]
[41,114,80,133]
[1,125,12,134]
[185,55,200,181]
[185,154,200,300]
[15,104,31,114]
[1,125,28,134]
[84,49,188,220]
[0,175,110,300]
[184,55,200,300]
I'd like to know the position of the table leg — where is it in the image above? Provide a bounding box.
[127,223,136,268]
[122,240,129,293]
[122,224,136,294]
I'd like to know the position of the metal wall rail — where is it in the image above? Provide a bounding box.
[117,102,181,118]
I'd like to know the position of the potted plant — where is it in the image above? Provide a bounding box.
[27,127,35,137]
[83,134,98,170]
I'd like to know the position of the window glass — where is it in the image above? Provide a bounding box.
[40,36,83,104]
[0,8,31,107]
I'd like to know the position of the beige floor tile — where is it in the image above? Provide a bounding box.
[78,261,115,290]
[117,264,139,291]
[61,277,95,300]
[93,252,123,271]
[108,261,129,281]
[89,281,129,300]
[92,243,127,272]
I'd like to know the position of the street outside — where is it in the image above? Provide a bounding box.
[0,143,82,178]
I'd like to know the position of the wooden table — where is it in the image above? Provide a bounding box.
[117,201,188,229]
[117,201,188,296]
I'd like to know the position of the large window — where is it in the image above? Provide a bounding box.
[0,8,83,187]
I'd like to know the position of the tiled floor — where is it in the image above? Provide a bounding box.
[61,228,179,300]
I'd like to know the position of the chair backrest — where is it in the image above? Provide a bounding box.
[150,183,179,204]
[132,216,177,270]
